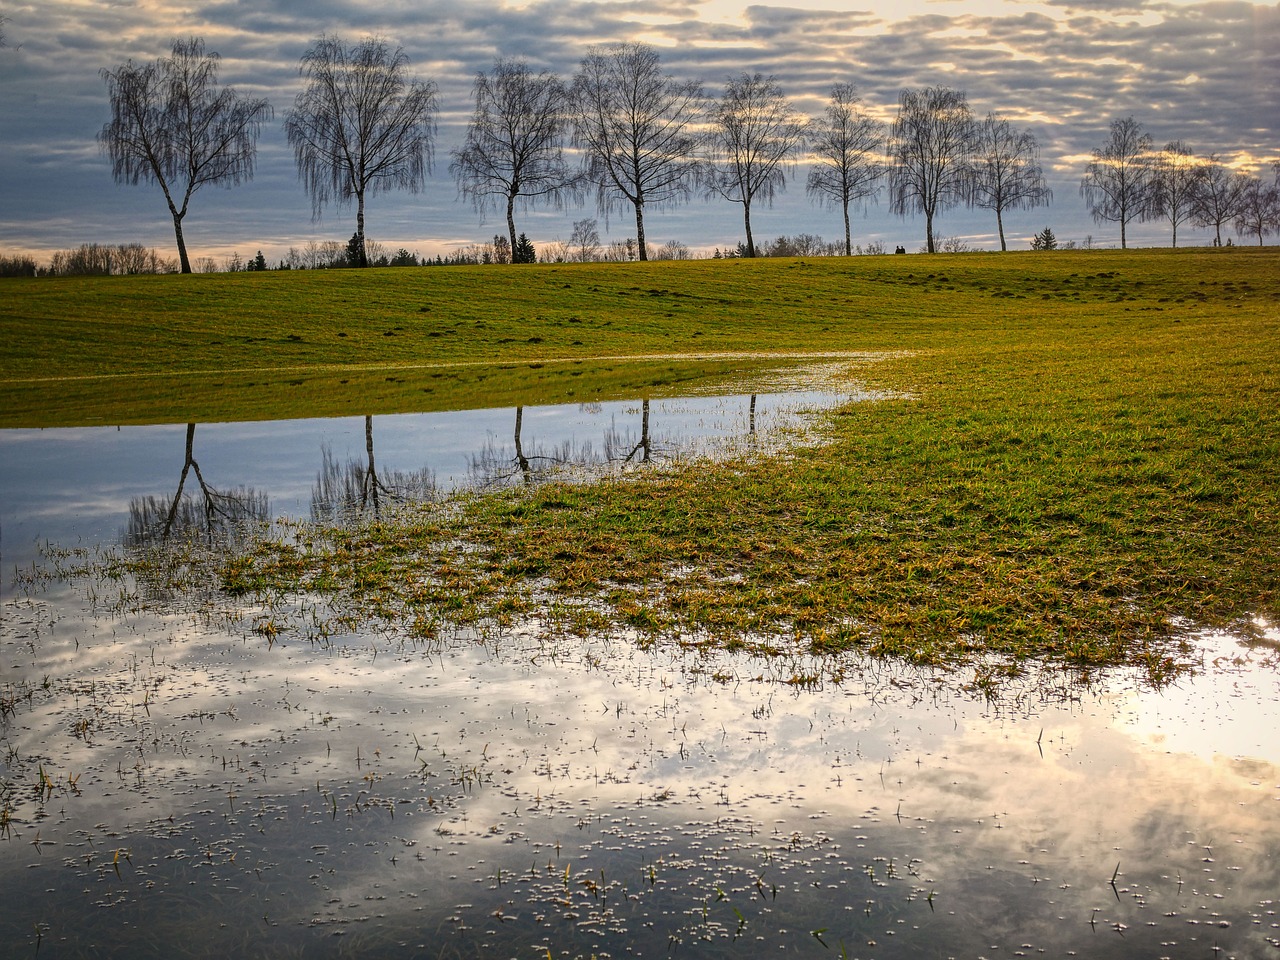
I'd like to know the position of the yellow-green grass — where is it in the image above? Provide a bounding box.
[8,248,1279,679]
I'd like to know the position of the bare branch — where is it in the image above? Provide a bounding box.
[969,112,1050,252]
[285,35,439,267]
[1079,116,1154,250]
[806,83,885,256]
[98,38,272,273]
[571,42,704,260]
[451,59,578,255]
[707,73,808,258]
[888,86,975,254]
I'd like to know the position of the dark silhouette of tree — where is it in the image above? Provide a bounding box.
[1191,155,1248,247]
[888,86,974,254]
[706,74,807,258]
[311,416,435,520]
[285,36,438,268]
[452,59,576,258]
[568,218,601,262]
[99,38,271,274]
[1031,227,1057,250]
[806,83,884,256]
[1234,173,1280,246]
[469,406,576,486]
[126,423,268,547]
[1150,140,1204,248]
[1080,116,1154,249]
[969,112,1050,252]
[513,233,536,264]
[571,42,704,261]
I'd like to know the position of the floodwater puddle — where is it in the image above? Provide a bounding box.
[2,373,1279,958]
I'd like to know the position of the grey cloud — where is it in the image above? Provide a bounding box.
[0,0,1276,258]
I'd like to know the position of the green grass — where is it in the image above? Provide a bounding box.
[7,248,1279,678]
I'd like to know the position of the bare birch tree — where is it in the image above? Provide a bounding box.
[1191,155,1247,246]
[1150,140,1204,247]
[1234,173,1280,246]
[969,113,1050,252]
[888,86,974,254]
[99,38,271,274]
[1080,116,1154,249]
[451,59,577,258]
[805,83,884,256]
[285,36,438,268]
[571,42,703,261]
[706,74,807,258]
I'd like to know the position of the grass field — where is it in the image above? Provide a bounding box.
[5,248,1278,678]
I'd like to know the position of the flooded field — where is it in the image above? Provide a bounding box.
[3,380,1279,959]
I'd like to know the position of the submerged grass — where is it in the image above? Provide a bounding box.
[10,248,1280,677]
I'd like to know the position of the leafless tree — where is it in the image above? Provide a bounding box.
[1234,173,1280,246]
[968,112,1050,252]
[806,83,884,256]
[571,42,704,261]
[568,218,601,262]
[285,36,438,268]
[1150,140,1205,248]
[99,38,271,274]
[1080,116,1154,249]
[452,59,577,257]
[1192,156,1248,247]
[706,74,807,258]
[888,86,974,254]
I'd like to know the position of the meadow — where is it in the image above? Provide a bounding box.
[3,248,1277,677]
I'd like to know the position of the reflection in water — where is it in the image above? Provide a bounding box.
[310,415,436,521]
[2,377,1279,957]
[470,397,685,486]
[124,422,268,547]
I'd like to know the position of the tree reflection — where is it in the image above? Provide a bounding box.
[311,415,436,521]
[469,405,582,487]
[472,400,668,487]
[605,398,652,464]
[126,422,268,547]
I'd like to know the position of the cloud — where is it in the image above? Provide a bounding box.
[0,0,1276,258]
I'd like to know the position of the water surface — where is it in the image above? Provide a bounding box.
[2,377,1279,959]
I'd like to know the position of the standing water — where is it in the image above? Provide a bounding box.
[2,384,1279,959]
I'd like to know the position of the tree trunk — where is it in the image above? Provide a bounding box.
[1172,221,1178,248]
[514,406,531,483]
[355,192,368,268]
[172,212,192,274]
[996,207,1007,252]
[843,203,851,257]
[1120,215,1127,250]
[506,192,518,260]
[925,209,935,253]
[743,200,755,258]
[364,415,379,516]
[634,200,647,261]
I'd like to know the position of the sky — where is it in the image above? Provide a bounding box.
[0,0,1276,263]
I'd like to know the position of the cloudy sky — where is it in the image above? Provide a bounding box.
[0,0,1276,263]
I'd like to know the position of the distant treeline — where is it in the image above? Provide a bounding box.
[1,230,917,277]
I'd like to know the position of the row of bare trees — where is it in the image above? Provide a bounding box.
[97,37,1277,272]
[1081,117,1280,248]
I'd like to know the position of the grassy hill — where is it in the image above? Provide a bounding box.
[6,248,1278,677]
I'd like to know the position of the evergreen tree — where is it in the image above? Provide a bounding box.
[1031,227,1057,250]
[513,233,537,263]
